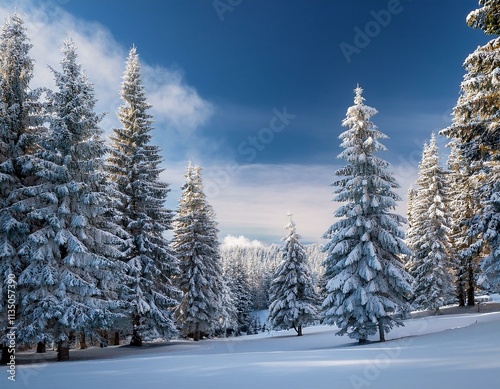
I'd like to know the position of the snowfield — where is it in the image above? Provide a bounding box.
[6,312,500,389]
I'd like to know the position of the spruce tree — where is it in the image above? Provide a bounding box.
[441,2,500,163]
[467,0,500,39]
[107,47,181,346]
[16,39,125,360]
[173,163,226,341]
[406,187,417,240]
[224,256,252,334]
[220,244,281,312]
[441,0,500,298]
[322,86,412,344]
[476,178,500,291]
[404,187,418,268]
[268,212,318,336]
[0,14,44,363]
[217,276,238,336]
[406,135,455,313]
[447,142,477,305]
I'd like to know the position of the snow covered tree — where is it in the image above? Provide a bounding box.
[173,163,227,341]
[441,4,500,164]
[15,39,125,360]
[223,256,252,334]
[404,187,418,267]
[217,276,238,336]
[0,14,44,363]
[446,142,481,305]
[441,0,500,296]
[406,135,455,313]
[467,0,500,37]
[406,187,417,233]
[220,243,324,315]
[268,212,319,336]
[220,244,281,311]
[322,86,412,344]
[107,47,181,346]
[476,175,500,291]
[246,245,280,309]
[305,243,327,289]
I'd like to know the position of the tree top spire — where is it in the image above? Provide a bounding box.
[354,84,364,105]
[285,211,296,235]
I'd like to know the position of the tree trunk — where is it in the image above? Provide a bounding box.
[69,330,76,345]
[457,288,465,306]
[467,287,475,306]
[193,329,201,341]
[467,261,475,306]
[80,333,87,349]
[378,319,385,342]
[457,266,466,307]
[57,340,70,361]
[130,315,142,347]
[0,344,9,364]
[130,331,142,346]
[113,331,120,346]
[36,341,46,353]
[292,323,303,336]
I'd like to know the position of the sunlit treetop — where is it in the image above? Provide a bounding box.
[467,0,500,35]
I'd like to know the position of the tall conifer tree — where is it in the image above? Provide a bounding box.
[447,142,477,305]
[17,39,124,360]
[224,256,252,334]
[0,14,44,362]
[406,135,455,313]
[441,0,500,297]
[107,47,181,345]
[322,86,412,343]
[173,163,226,341]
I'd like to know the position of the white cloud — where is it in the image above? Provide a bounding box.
[201,163,338,244]
[221,235,264,248]
[0,0,213,139]
[0,2,421,246]
[200,162,418,245]
[143,65,214,135]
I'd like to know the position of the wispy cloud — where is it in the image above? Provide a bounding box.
[203,163,343,244]
[198,162,417,245]
[0,1,422,246]
[221,235,265,248]
[143,65,214,142]
[0,0,213,153]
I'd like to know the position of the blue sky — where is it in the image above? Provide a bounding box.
[0,0,490,245]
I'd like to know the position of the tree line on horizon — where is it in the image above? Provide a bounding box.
[0,0,499,361]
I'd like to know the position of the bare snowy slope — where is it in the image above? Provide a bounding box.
[7,312,500,389]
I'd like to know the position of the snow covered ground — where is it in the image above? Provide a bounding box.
[5,311,500,389]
